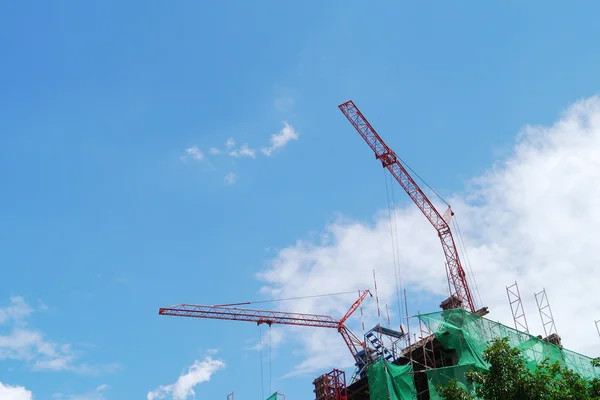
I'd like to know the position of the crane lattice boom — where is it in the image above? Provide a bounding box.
[159,290,371,360]
[160,304,341,327]
[338,100,476,313]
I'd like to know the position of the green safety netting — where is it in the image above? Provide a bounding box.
[416,309,600,397]
[367,358,417,399]
[265,392,278,400]
[425,364,483,400]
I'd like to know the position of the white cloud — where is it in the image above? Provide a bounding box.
[0,297,116,374]
[257,95,600,375]
[184,146,204,161]
[0,325,76,371]
[224,172,237,185]
[209,147,221,155]
[147,356,225,400]
[0,382,33,400]
[261,122,299,156]
[228,143,256,158]
[0,297,33,325]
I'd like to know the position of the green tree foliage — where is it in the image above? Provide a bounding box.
[437,337,600,400]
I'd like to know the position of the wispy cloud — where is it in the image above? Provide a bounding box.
[228,143,256,158]
[179,146,217,171]
[52,384,108,400]
[181,121,300,180]
[147,355,225,400]
[224,172,237,185]
[0,382,33,400]
[183,146,204,161]
[65,362,121,376]
[261,122,299,156]
[0,297,118,375]
[257,95,600,375]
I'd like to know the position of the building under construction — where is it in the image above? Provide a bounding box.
[158,100,600,399]
[313,302,599,400]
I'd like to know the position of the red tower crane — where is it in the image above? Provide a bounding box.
[158,290,372,361]
[338,100,481,314]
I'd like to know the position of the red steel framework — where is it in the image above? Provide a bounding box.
[313,369,348,400]
[159,290,372,360]
[338,100,476,313]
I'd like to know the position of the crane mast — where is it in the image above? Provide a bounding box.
[338,100,477,313]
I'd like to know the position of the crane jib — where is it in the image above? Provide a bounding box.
[158,290,373,363]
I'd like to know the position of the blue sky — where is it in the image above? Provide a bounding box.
[2,1,600,399]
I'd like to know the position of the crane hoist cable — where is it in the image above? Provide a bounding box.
[259,325,264,399]
[383,169,405,331]
[215,290,364,307]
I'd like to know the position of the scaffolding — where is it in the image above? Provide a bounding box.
[506,282,529,333]
[534,288,562,346]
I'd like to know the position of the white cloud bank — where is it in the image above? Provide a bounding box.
[257,95,600,375]
[147,356,225,400]
[0,382,33,400]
